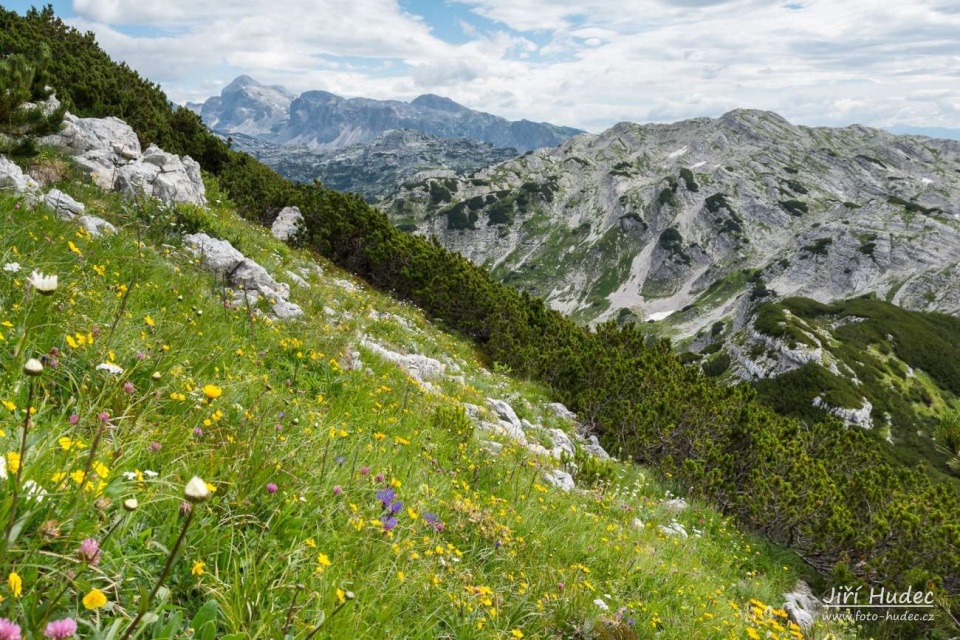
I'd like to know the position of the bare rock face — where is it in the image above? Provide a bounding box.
[358,338,446,383]
[543,469,575,491]
[43,189,85,219]
[182,233,245,276]
[486,398,521,427]
[183,233,302,320]
[782,581,824,634]
[271,206,304,241]
[42,113,141,160]
[77,215,117,237]
[0,155,40,197]
[41,113,206,207]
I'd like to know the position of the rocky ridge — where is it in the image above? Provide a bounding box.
[384,109,960,335]
[36,97,206,208]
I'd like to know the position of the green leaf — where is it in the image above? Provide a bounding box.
[190,600,218,640]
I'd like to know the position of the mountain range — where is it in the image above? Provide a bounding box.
[196,75,582,152]
[192,68,960,480]
[192,75,581,199]
[225,128,519,201]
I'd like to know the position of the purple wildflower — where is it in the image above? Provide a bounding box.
[78,538,101,566]
[193,427,203,437]
[149,441,162,452]
[68,414,79,425]
[376,487,395,508]
[359,466,370,476]
[266,483,278,494]
[388,500,403,515]
[380,515,398,532]
[44,618,77,639]
[422,512,438,525]
[98,412,110,422]
[335,455,346,465]
[123,382,135,394]
[0,618,22,640]
[333,485,342,496]
[375,473,385,483]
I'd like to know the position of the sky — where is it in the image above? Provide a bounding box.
[6,0,960,136]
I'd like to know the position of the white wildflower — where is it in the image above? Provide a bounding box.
[28,270,58,294]
[96,363,124,375]
[3,262,20,273]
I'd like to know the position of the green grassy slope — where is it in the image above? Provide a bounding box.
[0,181,845,638]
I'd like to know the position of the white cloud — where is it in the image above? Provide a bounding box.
[66,0,960,132]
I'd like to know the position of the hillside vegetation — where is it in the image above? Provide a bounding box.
[1,6,959,637]
[0,176,842,638]
[745,297,960,477]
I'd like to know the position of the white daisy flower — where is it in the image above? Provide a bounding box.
[28,270,58,294]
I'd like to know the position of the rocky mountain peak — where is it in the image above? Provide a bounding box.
[224,74,261,91]
[201,74,294,137]
[410,94,469,113]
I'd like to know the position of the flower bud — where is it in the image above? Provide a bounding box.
[23,358,44,376]
[184,476,211,503]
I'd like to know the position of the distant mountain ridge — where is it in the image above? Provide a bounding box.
[197,75,582,152]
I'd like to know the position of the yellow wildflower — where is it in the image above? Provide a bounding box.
[192,561,206,576]
[82,588,107,609]
[317,553,331,573]
[6,452,20,475]
[8,572,22,597]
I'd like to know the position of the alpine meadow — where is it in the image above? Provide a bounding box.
[0,5,958,640]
